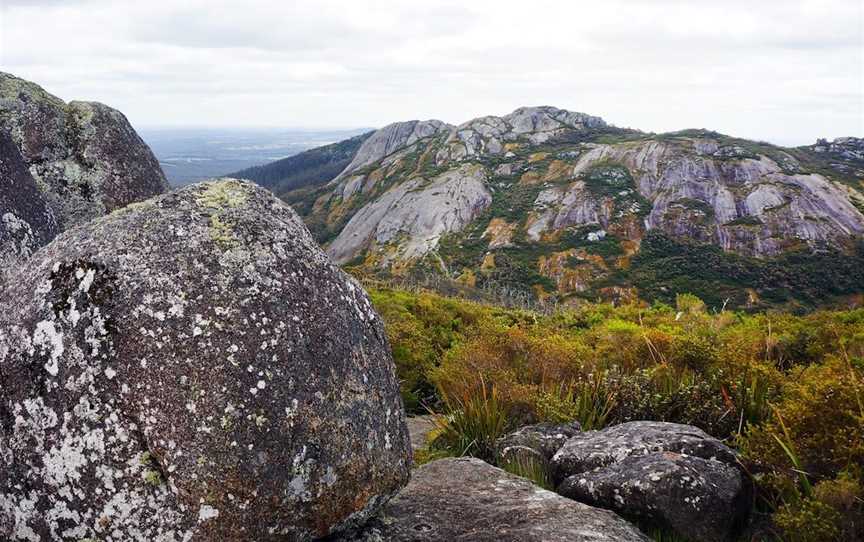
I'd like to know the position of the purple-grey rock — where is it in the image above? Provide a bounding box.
[551,421,737,480]
[0,71,168,232]
[0,179,410,541]
[558,452,746,542]
[0,131,58,277]
[552,421,745,542]
[340,457,650,542]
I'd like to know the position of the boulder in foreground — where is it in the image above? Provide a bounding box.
[0,179,410,541]
[553,421,746,542]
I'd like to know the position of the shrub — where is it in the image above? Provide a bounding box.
[743,357,864,479]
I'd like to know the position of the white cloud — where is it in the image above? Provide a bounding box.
[0,0,861,145]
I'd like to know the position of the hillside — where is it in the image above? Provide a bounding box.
[231,131,372,198]
[267,106,864,311]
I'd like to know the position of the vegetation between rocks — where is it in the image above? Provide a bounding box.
[368,285,864,541]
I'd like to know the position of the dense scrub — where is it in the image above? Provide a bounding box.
[368,286,864,541]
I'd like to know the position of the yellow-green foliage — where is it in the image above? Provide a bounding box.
[365,285,864,537]
[773,473,864,542]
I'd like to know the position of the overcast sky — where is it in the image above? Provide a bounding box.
[1,0,861,145]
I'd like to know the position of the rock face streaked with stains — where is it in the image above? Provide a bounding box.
[0,131,58,277]
[0,71,168,233]
[338,457,650,542]
[328,163,492,265]
[282,106,864,306]
[0,179,411,541]
[553,421,746,542]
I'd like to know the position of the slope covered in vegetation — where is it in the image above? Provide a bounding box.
[232,131,372,198]
[367,285,864,541]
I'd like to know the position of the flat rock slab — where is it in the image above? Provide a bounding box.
[339,457,650,542]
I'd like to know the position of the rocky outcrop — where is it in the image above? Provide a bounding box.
[328,164,492,264]
[497,421,582,463]
[278,105,864,305]
[0,179,410,541]
[335,120,451,181]
[438,106,606,161]
[0,131,58,276]
[553,421,745,542]
[0,72,168,232]
[537,139,864,257]
[811,136,864,161]
[340,457,650,541]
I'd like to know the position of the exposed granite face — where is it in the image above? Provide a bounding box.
[0,72,169,232]
[0,179,410,541]
[0,131,58,278]
[337,457,650,542]
[328,163,492,265]
[438,106,607,161]
[280,106,864,303]
[334,120,452,181]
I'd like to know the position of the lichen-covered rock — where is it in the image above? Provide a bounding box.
[0,179,410,541]
[497,421,582,462]
[338,457,650,542]
[558,452,746,542]
[552,422,745,542]
[0,131,58,277]
[0,71,168,231]
[552,421,737,479]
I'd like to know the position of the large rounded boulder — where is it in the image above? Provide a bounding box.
[0,71,169,231]
[0,179,411,541]
[0,131,58,276]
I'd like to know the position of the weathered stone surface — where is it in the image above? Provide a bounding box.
[335,120,451,181]
[552,421,737,479]
[0,131,58,277]
[0,71,168,231]
[552,422,745,542]
[328,164,492,264]
[406,415,435,452]
[558,452,746,542]
[339,457,650,542]
[0,179,410,541]
[438,106,606,161]
[545,139,864,257]
[498,421,582,462]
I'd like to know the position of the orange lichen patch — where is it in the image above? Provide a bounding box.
[520,170,543,185]
[504,142,521,152]
[455,269,477,288]
[480,253,496,271]
[620,238,640,256]
[542,160,573,183]
[528,152,550,163]
[607,215,644,242]
[483,218,517,248]
[538,250,607,293]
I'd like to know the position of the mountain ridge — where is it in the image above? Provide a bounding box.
[241,106,864,310]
